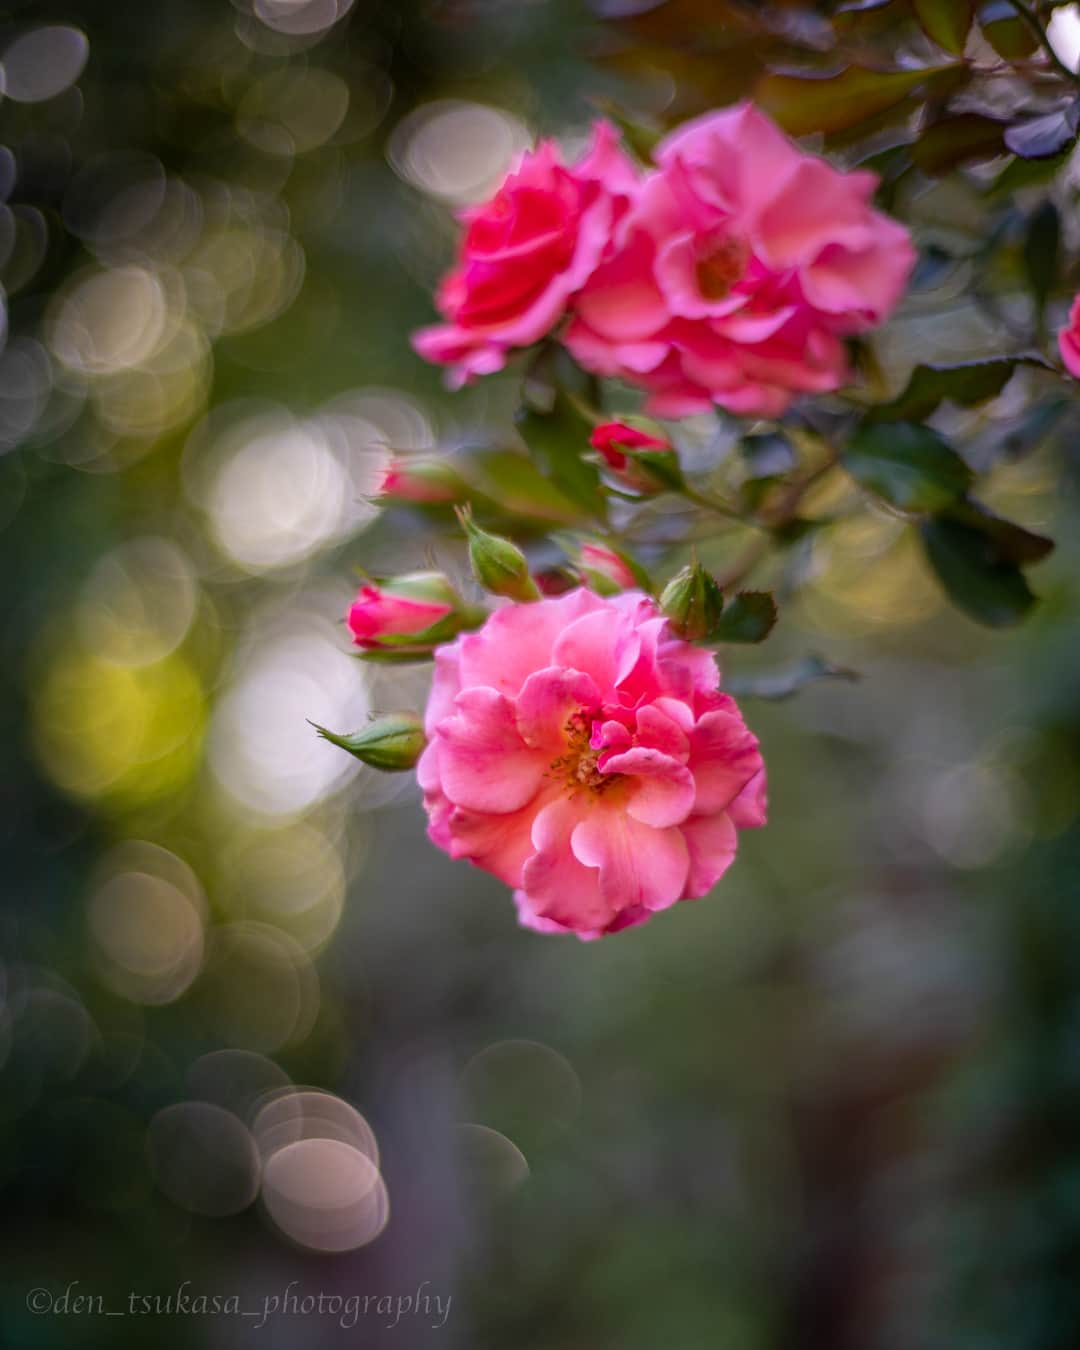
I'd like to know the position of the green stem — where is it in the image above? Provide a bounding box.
[681,485,749,523]
[1004,0,1080,88]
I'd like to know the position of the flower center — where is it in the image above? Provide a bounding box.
[696,236,749,301]
[549,710,621,796]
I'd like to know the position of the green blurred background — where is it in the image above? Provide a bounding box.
[1,1,1080,1347]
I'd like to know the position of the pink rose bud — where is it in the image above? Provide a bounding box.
[1059,295,1080,378]
[313,712,427,772]
[577,542,639,595]
[346,571,470,655]
[417,588,766,940]
[589,419,680,495]
[379,457,466,505]
[535,567,579,597]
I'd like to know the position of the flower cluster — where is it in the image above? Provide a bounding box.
[413,103,915,417]
[416,588,765,940]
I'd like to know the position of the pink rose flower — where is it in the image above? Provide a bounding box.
[412,123,639,387]
[1059,295,1080,378]
[564,103,916,417]
[418,588,766,939]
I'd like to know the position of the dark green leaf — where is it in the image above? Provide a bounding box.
[914,0,973,54]
[516,393,604,518]
[755,64,957,137]
[945,500,1055,564]
[912,114,1006,175]
[1004,105,1080,160]
[870,359,1021,421]
[919,515,1038,626]
[843,422,973,512]
[724,654,859,701]
[1023,201,1060,326]
[709,592,778,644]
[980,1,1039,59]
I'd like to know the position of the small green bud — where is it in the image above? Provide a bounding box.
[311,713,427,772]
[659,561,724,641]
[457,506,540,602]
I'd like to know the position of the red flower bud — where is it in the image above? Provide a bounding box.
[589,420,679,495]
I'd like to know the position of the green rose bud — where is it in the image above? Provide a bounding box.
[311,713,427,772]
[457,506,540,602]
[659,561,725,641]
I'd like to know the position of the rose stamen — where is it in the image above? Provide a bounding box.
[549,710,622,796]
[696,236,749,301]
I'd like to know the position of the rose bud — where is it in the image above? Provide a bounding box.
[457,507,540,602]
[312,712,427,772]
[1059,294,1080,378]
[589,419,680,495]
[379,457,466,506]
[535,567,579,596]
[660,560,724,641]
[577,542,639,595]
[347,571,476,656]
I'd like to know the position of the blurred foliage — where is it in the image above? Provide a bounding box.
[0,1,1078,1349]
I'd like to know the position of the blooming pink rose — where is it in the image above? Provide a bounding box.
[418,588,766,939]
[1059,295,1080,378]
[412,123,638,387]
[564,103,916,417]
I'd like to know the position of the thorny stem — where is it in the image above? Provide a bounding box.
[1004,0,1080,88]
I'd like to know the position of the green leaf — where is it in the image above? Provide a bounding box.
[724,654,859,701]
[460,449,589,525]
[755,64,957,137]
[919,515,1038,626]
[945,500,1054,565]
[1023,201,1060,329]
[869,359,1021,422]
[914,0,973,54]
[515,393,604,519]
[842,422,973,513]
[709,592,778,644]
[990,147,1072,195]
[912,114,1006,175]
[979,1,1039,59]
